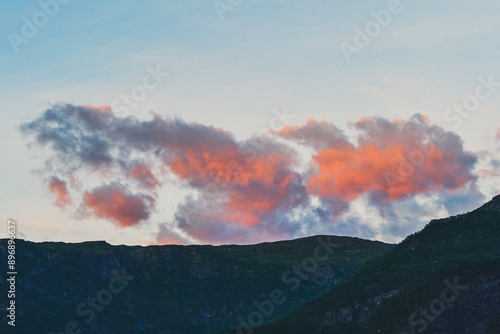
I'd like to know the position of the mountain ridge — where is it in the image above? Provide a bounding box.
[239,194,500,334]
[1,195,498,333]
[0,234,393,333]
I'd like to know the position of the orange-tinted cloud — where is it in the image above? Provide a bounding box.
[20,105,307,243]
[82,183,154,227]
[48,177,72,207]
[276,114,477,204]
[21,105,481,245]
[165,137,303,230]
[83,104,112,113]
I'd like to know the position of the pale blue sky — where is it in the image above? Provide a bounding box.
[1,0,499,245]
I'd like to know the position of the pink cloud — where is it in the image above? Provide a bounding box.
[82,183,154,227]
[48,177,72,207]
[275,115,477,203]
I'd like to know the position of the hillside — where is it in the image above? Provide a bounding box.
[0,235,392,333]
[244,195,500,334]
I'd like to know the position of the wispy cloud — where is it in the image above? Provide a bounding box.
[48,176,72,208]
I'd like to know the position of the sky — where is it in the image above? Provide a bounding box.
[1,0,499,246]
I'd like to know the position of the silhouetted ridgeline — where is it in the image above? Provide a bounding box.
[237,195,500,334]
[1,195,498,334]
[0,235,391,333]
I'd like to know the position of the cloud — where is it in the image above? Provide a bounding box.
[273,118,351,151]
[20,104,308,244]
[155,224,191,245]
[82,182,154,227]
[126,162,161,189]
[19,104,115,169]
[275,114,478,212]
[20,105,483,244]
[438,189,485,215]
[162,134,308,244]
[48,177,71,207]
[82,104,112,113]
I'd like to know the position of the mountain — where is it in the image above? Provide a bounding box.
[0,235,392,334]
[242,195,500,334]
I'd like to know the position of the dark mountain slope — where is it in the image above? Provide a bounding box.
[245,195,500,334]
[0,235,392,334]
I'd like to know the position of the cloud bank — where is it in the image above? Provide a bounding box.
[20,104,482,244]
[275,115,477,203]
